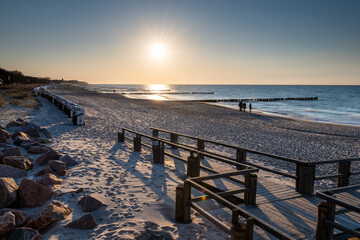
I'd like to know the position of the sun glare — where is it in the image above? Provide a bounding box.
[150,43,166,60]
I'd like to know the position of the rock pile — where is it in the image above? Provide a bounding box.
[0,119,101,239]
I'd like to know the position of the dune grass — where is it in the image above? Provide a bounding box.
[0,84,41,109]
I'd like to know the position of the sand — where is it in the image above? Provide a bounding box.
[1,85,359,239]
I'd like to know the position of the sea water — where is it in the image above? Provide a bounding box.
[87,84,360,126]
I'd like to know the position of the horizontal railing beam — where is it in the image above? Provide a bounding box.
[327,220,360,238]
[316,192,360,213]
[190,170,257,182]
[191,187,248,202]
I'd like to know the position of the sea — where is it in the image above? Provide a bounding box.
[86,84,360,126]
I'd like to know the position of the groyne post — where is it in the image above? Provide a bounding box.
[187,152,200,177]
[183,181,192,223]
[170,133,178,149]
[316,201,335,240]
[118,129,125,142]
[244,174,257,205]
[296,163,315,194]
[337,161,351,187]
[133,134,141,152]
[236,149,247,170]
[175,184,185,222]
[152,141,164,164]
[152,129,159,138]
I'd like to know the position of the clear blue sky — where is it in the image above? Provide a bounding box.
[0,0,359,84]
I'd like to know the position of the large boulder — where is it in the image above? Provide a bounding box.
[0,178,18,208]
[3,227,41,240]
[18,179,53,207]
[6,121,25,129]
[22,126,40,138]
[28,145,51,154]
[0,165,27,178]
[65,213,97,229]
[39,128,52,138]
[36,150,60,166]
[26,200,72,232]
[78,196,106,212]
[0,129,11,143]
[12,132,31,146]
[0,209,30,228]
[34,166,53,177]
[59,155,78,167]
[19,140,39,150]
[2,156,33,171]
[47,160,66,176]
[0,212,15,238]
[1,147,23,159]
[36,173,62,188]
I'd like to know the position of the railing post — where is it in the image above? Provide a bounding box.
[231,210,254,240]
[230,223,247,240]
[236,149,247,170]
[152,129,159,138]
[296,163,315,194]
[183,181,192,223]
[244,174,257,205]
[187,152,200,177]
[170,133,178,149]
[152,141,164,164]
[133,134,141,152]
[197,139,205,159]
[118,129,125,142]
[316,201,335,240]
[175,184,184,223]
[337,161,351,187]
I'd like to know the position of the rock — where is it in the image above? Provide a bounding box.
[135,229,174,240]
[27,145,50,154]
[1,147,23,158]
[6,121,25,129]
[0,178,18,208]
[19,140,38,150]
[26,200,72,232]
[0,210,30,228]
[3,227,41,240]
[0,165,27,178]
[36,173,62,188]
[0,129,11,143]
[22,127,40,138]
[18,179,53,207]
[65,213,97,229]
[2,156,33,171]
[34,166,53,177]
[0,212,15,238]
[59,155,78,167]
[36,150,60,166]
[39,128,52,138]
[78,196,106,212]
[13,133,31,146]
[47,160,66,176]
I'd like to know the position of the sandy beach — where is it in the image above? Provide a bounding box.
[1,85,360,239]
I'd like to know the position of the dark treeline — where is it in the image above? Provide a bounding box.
[0,67,87,85]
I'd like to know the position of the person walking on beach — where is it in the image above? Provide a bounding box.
[243,102,246,112]
[249,103,252,113]
[239,100,243,111]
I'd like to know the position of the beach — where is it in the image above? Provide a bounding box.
[1,85,360,239]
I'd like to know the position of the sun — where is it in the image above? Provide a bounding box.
[150,43,167,60]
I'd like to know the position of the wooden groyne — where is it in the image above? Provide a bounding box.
[198,97,318,103]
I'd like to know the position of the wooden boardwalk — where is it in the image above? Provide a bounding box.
[201,177,360,239]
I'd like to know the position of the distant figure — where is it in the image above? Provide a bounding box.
[249,103,252,112]
[238,100,242,111]
[243,102,246,112]
[113,89,116,93]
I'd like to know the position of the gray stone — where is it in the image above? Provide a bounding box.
[34,166,53,177]
[0,165,27,178]
[0,212,15,238]
[27,145,50,154]
[0,129,11,143]
[22,127,40,138]
[6,121,25,129]
[65,213,97,229]
[18,179,53,207]
[13,133,31,146]
[59,155,78,167]
[39,128,52,138]
[2,147,23,158]
[19,140,38,150]
[3,227,41,240]
[2,156,33,171]
[0,178,18,208]
[36,150,60,166]
[26,200,72,232]
[78,195,106,212]
[47,160,66,176]
[36,173,62,188]
[0,209,30,228]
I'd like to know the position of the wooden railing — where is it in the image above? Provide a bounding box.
[118,127,294,240]
[150,127,360,194]
[316,184,360,240]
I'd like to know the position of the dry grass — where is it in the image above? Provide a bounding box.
[0,84,41,109]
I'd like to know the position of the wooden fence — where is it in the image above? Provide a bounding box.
[316,184,360,239]
[150,127,360,194]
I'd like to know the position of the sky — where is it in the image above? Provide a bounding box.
[0,0,359,85]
